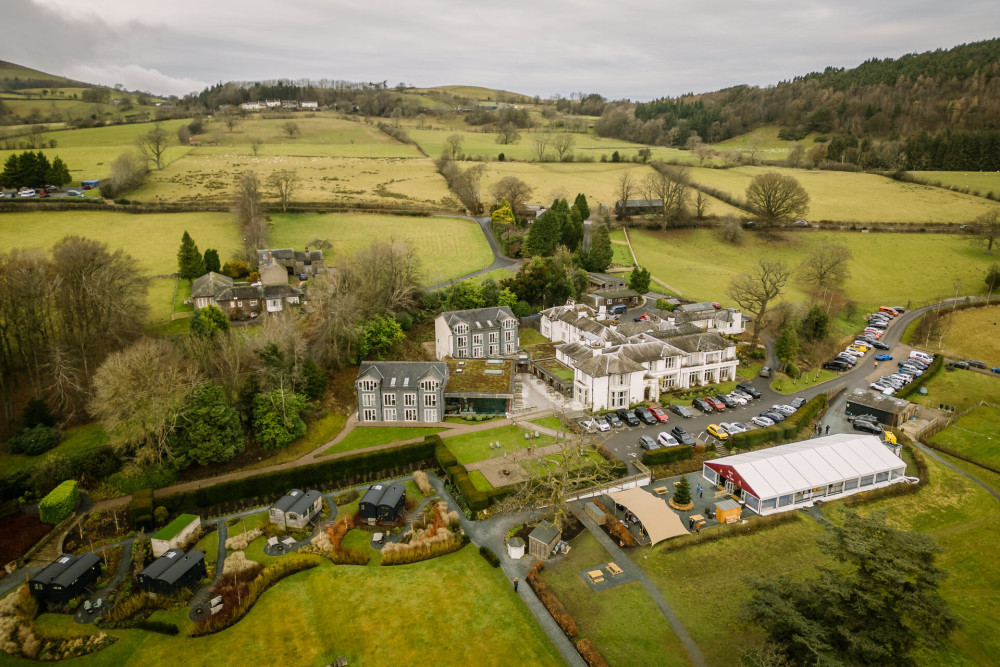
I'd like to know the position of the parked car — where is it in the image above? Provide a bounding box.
[759,366,772,378]
[669,404,694,419]
[966,360,987,369]
[869,340,890,350]
[891,306,906,314]
[715,394,738,409]
[732,389,754,402]
[706,424,729,440]
[656,432,680,447]
[720,421,747,434]
[18,189,36,198]
[704,396,726,411]
[736,383,762,399]
[634,407,657,425]
[761,410,785,423]
[691,398,714,414]
[949,361,970,370]
[606,412,623,428]
[609,303,627,316]
[751,415,775,427]
[726,392,748,405]
[617,408,640,426]
[639,435,659,450]
[670,426,696,446]
[789,397,807,409]
[731,421,752,433]
[579,420,597,434]
[771,404,796,415]
[648,406,669,423]
[793,219,809,226]
[847,413,879,424]
[853,419,883,435]
[823,360,849,371]
[874,354,893,361]
[594,416,611,432]
[852,340,872,351]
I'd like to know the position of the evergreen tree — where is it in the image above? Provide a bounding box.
[46,157,71,187]
[171,384,246,467]
[253,390,307,450]
[573,193,591,221]
[22,397,55,428]
[203,248,221,274]
[798,305,830,342]
[0,153,17,188]
[358,314,405,361]
[673,476,692,505]
[525,208,564,257]
[627,266,651,294]
[177,231,205,281]
[300,357,328,401]
[774,327,800,370]
[586,224,614,272]
[190,305,230,337]
[562,206,584,251]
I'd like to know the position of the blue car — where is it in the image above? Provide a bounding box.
[874,354,893,361]
[992,367,1000,374]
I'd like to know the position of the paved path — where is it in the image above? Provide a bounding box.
[912,440,1000,502]
[74,537,135,624]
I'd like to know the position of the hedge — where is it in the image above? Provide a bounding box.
[0,445,122,503]
[7,425,60,456]
[895,355,943,400]
[446,464,490,511]
[641,446,694,466]
[39,480,79,524]
[432,435,458,470]
[158,440,435,515]
[478,545,501,567]
[130,489,154,530]
[728,394,827,452]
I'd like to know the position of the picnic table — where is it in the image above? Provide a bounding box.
[653,486,669,496]
[606,562,624,576]
[587,569,605,584]
[689,514,704,522]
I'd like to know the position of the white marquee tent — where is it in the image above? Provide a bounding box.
[605,487,689,545]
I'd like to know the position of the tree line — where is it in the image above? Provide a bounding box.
[0,151,71,189]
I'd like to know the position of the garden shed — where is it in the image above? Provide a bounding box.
[715,499,741,524]
[376,484,406,522]
[151,514,201,557]
[138,549,206,594]
[507,537,526,560]
[29,553,101,604]
[269,489,322,530]
[528,522,561,560]
[359,484,387,524]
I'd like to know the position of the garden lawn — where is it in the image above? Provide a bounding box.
[630,228,999,306]
[928,406,1000,468]
[321,426,445,456]
[910,369,1000,411]
[468,470,494,492]
[685,165,995,223]
[192,527,219,561]
[541,531,693,666]
[24,545,562,667]
[268,213,493,286]
[610,242,634,267]
[933,305,1000,362]
[530,416,563,430]
[770,369,838,394]
[341,528,382,565]
[518,327,549,346]
[0,423,108,475]
[226,512,270,543]
[146,278,176,323]
[443,424,558,465]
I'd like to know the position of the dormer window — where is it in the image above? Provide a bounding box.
[454,324,468,335]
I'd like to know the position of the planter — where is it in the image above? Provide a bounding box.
[669,499,694,511]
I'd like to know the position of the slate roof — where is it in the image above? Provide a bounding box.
[191,272,234,299]
[592,287,641,300]
[440,306,517,330]
[620,341,680,364]
[357,361,448,388]
[676,301,719,313]
[575,353,645,378]
[158,550,205,586]
[376,484,405,510]
[50,553,100,587]
[556,342,595,363]
[271,489,306,513]
[662,332,732,354]
[529,521,561,545]
[846,388,912,415]
[587,272,627,288]
[139,549,186,581]
[615,198,663,208]
[256,248,324,264]
[287,489,322,517]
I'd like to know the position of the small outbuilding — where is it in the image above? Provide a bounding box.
[844,388,916,427]
[715,499,741,524]
[507,537,526,560]
[359,484,387,524]
[376,484,406,522]
[269,489,322,530]
[29,553,102,604]
[584,501,606,526]
[528,522,561,561]
[138,549,206,594]
[151,514,201,557]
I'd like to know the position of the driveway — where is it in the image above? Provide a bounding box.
[424,215,521,291]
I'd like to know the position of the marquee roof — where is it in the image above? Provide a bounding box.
[606,487,689,545]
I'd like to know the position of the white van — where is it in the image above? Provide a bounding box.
[910,350,933,363]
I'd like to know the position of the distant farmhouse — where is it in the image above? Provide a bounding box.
[256,248,325,278]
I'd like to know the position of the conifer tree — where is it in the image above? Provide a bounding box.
[177,231,205,282]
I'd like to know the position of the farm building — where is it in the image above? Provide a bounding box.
[528,522,561,560]
[582,287,643,311]
[844,388,917,427]
[269,489,323,530]
[137,549,206,594]
[29,553,101,604]
[376,484,406,522]
[151,514,201,557]
[702,434,908,516]
[359,484,388,523]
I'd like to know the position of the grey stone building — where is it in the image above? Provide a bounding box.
[434,306,519,360]
[355,361,448,423]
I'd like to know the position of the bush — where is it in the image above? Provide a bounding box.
[39,480,78,524]
[896,355,943,399]
[728,394,827,451]
[641,446,693,466]
[526,561,578,638]
[785,362,800,379]
[129,488,154,530]
[413,470,433,495]
[7,425,60,455]
[153,506,169,526]
[22,398,55,429]
[576,638,610,667]
[479,545,501,567]
[225,527,263,551]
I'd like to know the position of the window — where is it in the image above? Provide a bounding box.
[860,475,874,487]
[875,471,889,483]
[456,348,468,358]
[424,408,438,422]
[828,481,844,495]
[662,376,676,388]
[383,394,396,406]
[744,494,761,511]
[359,379,376,391]
[424,393,437,407]
[455,324,468,335]
[664,357,676,368]
[383,408,396,421]
[363,408,377,421]
[611,389,628,408]
[504,343,514,353]
[704,370,715,383]
[761,498,777,511]
[504,330,513,342]
[404,393,416,407]
[362,394,375,407]
[488,344,498,356]
[473,334,483,345]
[404,408,417,421]
[489,332,498,344]
[845,478,859,491]
[686,354,698,366]
[457,336,467,349]
[612,374,627,387]
[706,352,720,364]
[419,379,438,391]
[778,494,793,507]
[237,301,243,307]
[606,298,612,305]
[250,300,258,306]
[473,346,483,358]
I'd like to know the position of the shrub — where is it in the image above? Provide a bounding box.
[641,446,693,466]
[413,470,433,495]
[22,398,55,429]
[479,545,501,567]
[153,506,169,526]
[39,480,78,524]
[225,527,263,551]
[7,425,59,456]
[333,489,359,505]
[576,638,610,667]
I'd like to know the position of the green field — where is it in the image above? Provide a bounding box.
[711,125,820,160]
[20,545,561,666]
[0,423,107,474]
[932,306,1000,363]
[929,406,1000,468]
[910,368,1000,411]
[268,213,493,286]
[685,165,996,223]
[320,426,446,456]
[443,424,558,464]
[913,171,1000,197]
[629,228,999,307]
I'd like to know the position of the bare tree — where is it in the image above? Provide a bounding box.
[267,169,299,213]
[224,111,240,132]
[551,133,575,161]
[798,240,853,300]
[248,136,263,156]
[643,164,690,228]
[615,172,635,221]
[45,345,84,423]
[304,272,362,369]
[745,131,764,164]
[693,189,709,219]
[109,152,148,195]
[745,172,810,233]
[533,133,551,161]
[971,209,1000,255]
[694,142,713,166]
[282,121,300,138]
[176,124,191,146]
[136,122,169,169]
[490,176,534,218]
[446,133,464,158]
[233,171,266,262]
[726,259,791,345]
[451,163,486,213]
[494,122,521,145]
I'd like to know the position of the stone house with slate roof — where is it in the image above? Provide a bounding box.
[434,306,519,360]
[356,361,448,423]
[190,272,301,320]
[256,248,325,277]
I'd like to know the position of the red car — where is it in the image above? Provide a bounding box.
[648,406,669,423]
[704,396,725,411]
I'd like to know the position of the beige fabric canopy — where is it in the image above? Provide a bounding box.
[606,487,689,545]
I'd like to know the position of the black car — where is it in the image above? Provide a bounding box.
[617,408,641,426]
[823,360,849,371]
[736,383,762,399]
[853,419,882,435]
[668,404,694,419]
[967,360,987,369]
[670,426,696,446]
[692,398,714,414]
[847,413,879,424]
[949,361,970,370]
[715,394,738,409]
[634,407,658,425]
[789,397,807,409]
[761,410,785,423]
[606,412,623,428]
[870,340,890,350]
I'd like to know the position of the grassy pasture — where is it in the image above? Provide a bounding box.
[268,213,493,286]
[910,368,1000,412]
[929,406,1000,468]
[932,305,1000,362]
[711,125,819,159]
[21,545,561,666]
[912,171,1000,197]
[685,165,996,223]
[629,228,999,307]
[0,144,190,186]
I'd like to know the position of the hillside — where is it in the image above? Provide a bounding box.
[0,60,85,88]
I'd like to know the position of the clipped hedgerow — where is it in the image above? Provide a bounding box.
[479,545,501,567]
[576,638,610,667]
[526,561,578,638]
[39,480,78,524]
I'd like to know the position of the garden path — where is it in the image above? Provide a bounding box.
[73,536,135,625]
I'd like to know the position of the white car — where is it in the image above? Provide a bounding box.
[594,416,611,432]
[772,404,796,415]
[66,189,83,197]
[19,189,36,198]
[656,432,679,447]
[720,421,747,434]
[726,392,748,405]
[751,415,775,427]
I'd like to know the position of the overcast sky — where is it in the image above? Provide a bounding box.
[6,1,1000,100]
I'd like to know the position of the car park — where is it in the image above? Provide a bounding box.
[617,408,640,426]
[634,407,658,425]
[853,419,883,435]
[789,397,806,409]
[639,435,659,450]
[731,421,752,433]
[704,396,726,411]
[751,415,774,427]
[692,397,714,414]
[670,427,696,445]
[606,412,623,428]
[871,382,894,393]
[874,354,893,361]
[847,346,867,357]
[669,404,694,419]
[909,351,933,362]
[852,340,872,350]
[720,421,747,434]
[715,394,738,409]
[899,366,922,376]
[771,404,796,415]
[656,432,680,447]
[706,424,729,440]
[648,406,669,423]
[759,366,772,378]
[736,383,762,399]
[726,392,748,405]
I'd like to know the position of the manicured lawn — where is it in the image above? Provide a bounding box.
[468,470,494,492]
[321,426,445,456]
[443,424,558,465]
[341,528,382,565]
[146,277,177,323]
[932,305,1000,362]
[460,267,517,286]
[192,527,219,561]
[610,242,634,267]
[268,213,493,286]
[630,228,999,306]
[173,279,193,313]
[910,368,1000,411]
[929,406,1000,468]
[770,369,838,394]
[0,423,108,474]
[529,416,563,430]
[542,531,693,666]
[24,545,562,666]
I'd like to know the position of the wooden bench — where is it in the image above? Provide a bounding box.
[587,569,605,584]
[606,562,624,576]
[653,486,669,496]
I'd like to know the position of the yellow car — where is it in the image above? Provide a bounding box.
[706,424,729,440]
[847,346,867,356]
